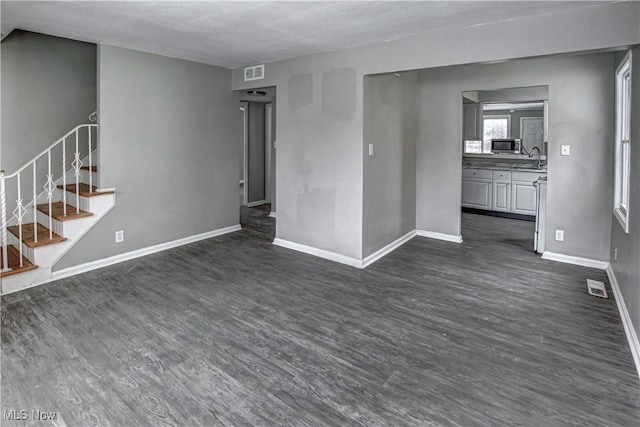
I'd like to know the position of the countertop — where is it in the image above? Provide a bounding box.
[462,163,547,173]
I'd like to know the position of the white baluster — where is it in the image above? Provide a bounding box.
[0,171,9,272]
[44,151,55,240]
[32,162,38,243]
[88,126,93,193]
[73,129,82,214]
[62,136,67,216]
[13,174,26,267]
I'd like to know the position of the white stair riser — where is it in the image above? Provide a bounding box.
[7,232,71,267]
[35,210,94,239]
[62,189,113,213]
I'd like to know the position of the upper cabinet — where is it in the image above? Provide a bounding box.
[463,103,481,140]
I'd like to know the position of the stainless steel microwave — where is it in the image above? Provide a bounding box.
[492,138,521,154]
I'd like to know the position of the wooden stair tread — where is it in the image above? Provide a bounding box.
[7,223,66,249]
[0,245,38,277]
[57,183,114,197]
[81,166,97,172]
[37,202,93,221]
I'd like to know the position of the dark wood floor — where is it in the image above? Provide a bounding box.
[2,212,639,426]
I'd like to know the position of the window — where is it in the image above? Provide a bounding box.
[614,51,632,233]
[483,115,511,146]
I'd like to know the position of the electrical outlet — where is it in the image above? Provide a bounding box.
[555,229,564,242]
[115,230,124,243]
[561,145,570,156]
[614,247,618,260]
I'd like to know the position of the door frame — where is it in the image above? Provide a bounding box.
[241,102,249,206]
[242,101,270,208]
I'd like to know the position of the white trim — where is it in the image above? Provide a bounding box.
[52,225,241,281]
[541,251,609,270]
[614,50,632,234]
[362,230,416,268]
[416,230,463,243]
[614,206,630,234]
[606,265,640,380]
[268,212,277,218]
[241,101,249,206]
[273,238,362,268]
[265,103,273,204]
[247,200,268,208]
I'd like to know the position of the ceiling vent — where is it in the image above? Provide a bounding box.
[244,64,265,82]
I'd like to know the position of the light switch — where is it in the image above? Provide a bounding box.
[561,145,570,156]
[368,144,374,156]
[555,229,564,242]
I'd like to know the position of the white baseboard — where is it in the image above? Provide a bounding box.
[273,238,363,268]
[247,200,267,208]
[416,229,463,243]
[541,251,609,270]
[275,230,418,269]
[269,211,277,218]
[606,265,640,380]
[362,230,416,268]
[52,224,241,281]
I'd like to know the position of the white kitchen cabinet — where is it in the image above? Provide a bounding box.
[492,180,511,211]
[462,169,492,210]
[491,171,511,212]
[463,103,481,139]
[511,182,537,215]
[462,179,492,209]
[463,168,545,216]
[511,171,543,215]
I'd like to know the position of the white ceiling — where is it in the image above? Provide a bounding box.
[1,1,610,69]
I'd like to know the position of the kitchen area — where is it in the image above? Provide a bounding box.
[461,88,548,253]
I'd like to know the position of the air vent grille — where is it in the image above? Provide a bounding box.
[586,279,608,298]
[244,64,265,82]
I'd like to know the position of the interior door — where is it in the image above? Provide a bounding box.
[246,102,267,207]
[521,117,544,153]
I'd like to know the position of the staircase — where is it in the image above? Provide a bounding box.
[0,122,115,294]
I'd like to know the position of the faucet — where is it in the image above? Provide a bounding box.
[529,146,543,169]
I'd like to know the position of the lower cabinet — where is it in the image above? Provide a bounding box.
[463,168,544,216]
[511,181,538,215]
[462,169,492,209]
[491,170,511,212]
[492,180,511,211]
[462,178,492,209]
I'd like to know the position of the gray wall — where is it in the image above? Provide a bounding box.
[363,72,417,258]
[610,47,640,345]
[417,53,615,261]
[230,1,639,261]
[1,30,96,173]
[55,45,239,270]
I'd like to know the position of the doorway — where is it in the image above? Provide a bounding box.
[460,86,548,255]
[238,88,276,238]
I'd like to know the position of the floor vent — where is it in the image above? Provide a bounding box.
[586,279,608,298]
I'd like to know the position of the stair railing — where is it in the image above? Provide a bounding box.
[0,124,98,273]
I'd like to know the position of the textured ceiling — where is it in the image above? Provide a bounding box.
[1,1,609,69]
